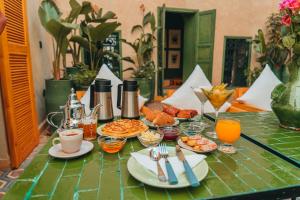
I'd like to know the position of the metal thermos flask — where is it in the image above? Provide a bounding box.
[117,80,140,119]
[90,78,114,122]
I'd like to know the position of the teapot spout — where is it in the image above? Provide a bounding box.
[91,104,102,118]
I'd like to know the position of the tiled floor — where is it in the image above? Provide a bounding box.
[0,129,50,199]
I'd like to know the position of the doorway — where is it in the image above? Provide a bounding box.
[157,7,216,95]
[223,37,251,87]
[163,13,185,89]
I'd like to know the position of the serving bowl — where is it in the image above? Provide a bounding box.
[158,126,180,141]
[98,136,127,153]
[137,130,164,147]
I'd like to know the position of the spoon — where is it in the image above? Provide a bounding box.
[150,147,167,182]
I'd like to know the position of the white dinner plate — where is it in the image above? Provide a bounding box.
[49,140,94,159]
[127,147,209,188]
[141,118,180,129]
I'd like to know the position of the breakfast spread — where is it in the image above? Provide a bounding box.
[179,135,217,152]
[101,119,148,138]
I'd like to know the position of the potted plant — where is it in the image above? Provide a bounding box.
[252,14,290,82]
[122,10,157,99]
[271,0,300,130]
[68,1,121,90]
[39,0,79,123]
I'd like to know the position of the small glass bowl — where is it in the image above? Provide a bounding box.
[137,131,164,147]
[179,122,206,136]
[158,126,180,141]
[98,136,127,153]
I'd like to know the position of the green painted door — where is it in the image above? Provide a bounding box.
[184,10,216,81]
[157,5,166,96]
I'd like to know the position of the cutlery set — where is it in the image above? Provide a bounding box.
[150,144,200,187]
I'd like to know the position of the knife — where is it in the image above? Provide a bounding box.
[176,145,200,187]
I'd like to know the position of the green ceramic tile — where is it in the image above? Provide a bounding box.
[2,181,33,200]
[144,186,169,200]
[18,154,49,179]
[62,158,85,177]
[124,187,146,200]
[31,162,66,196]
[201,177,232,197]
[98,170,120,199]
[51,176,78,200]
[78,190,98,200]
[167,188,194,200]
[78,155,101,190]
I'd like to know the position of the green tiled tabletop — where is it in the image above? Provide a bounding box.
[3,121,300,200]
[206,112,300,165]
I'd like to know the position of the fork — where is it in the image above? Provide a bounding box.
[159,143,178,185]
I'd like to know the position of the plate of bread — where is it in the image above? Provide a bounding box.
[141,106,179,128]
[162,105,198,120]
[178,135,217,153]
[97,119,148,138]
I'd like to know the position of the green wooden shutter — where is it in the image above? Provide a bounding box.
[157,5,166,96]
[195,10,216,81]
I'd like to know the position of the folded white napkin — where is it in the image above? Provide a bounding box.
[131,152,206,178]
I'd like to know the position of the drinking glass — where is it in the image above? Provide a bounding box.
[82,116,97,141]
[201,85,233,139]
[216,118,241,153]
[192,87,209,121]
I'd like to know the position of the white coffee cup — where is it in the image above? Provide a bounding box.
[52,129,83,153]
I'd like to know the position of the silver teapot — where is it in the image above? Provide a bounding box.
[47,88,101,130]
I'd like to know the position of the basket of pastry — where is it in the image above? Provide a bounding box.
[177,135,217,153]
[97,119,148,138]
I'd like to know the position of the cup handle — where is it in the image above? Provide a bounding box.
[52,137,60,146]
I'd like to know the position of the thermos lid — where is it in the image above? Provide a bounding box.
[123,79,138,91]
[95,78,112,92]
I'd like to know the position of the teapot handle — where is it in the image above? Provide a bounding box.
[46,112,63,129]
[117,84,123,109]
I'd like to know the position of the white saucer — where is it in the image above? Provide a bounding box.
[48,140,94,159]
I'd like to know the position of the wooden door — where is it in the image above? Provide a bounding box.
[157,5,166,96]
[194,10,216,81]
[0,0,39,168]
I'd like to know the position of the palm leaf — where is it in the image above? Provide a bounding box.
[131,25,143,34]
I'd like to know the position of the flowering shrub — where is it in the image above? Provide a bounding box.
[279,0,300,52]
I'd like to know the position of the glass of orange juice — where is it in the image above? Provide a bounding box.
[215,118,241,154]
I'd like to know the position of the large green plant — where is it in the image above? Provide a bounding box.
[251,13,290,82]
[69,3,121,71]
[122,12,157,80]
[38,0,78,80]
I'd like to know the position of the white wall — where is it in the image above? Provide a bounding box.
[27,0,53,124]
[0,86,10,169]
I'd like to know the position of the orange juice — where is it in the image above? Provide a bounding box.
[216,119,241,144]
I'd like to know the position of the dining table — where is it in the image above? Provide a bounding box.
[3,112,300,200]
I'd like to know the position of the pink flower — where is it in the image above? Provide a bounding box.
[279,0,300,10]
[281,15,292,26]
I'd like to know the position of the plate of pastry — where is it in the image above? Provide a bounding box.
[162,105,198,121]
[97,119,148,138]
[141,106,179,128]
[177,135,217,153]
